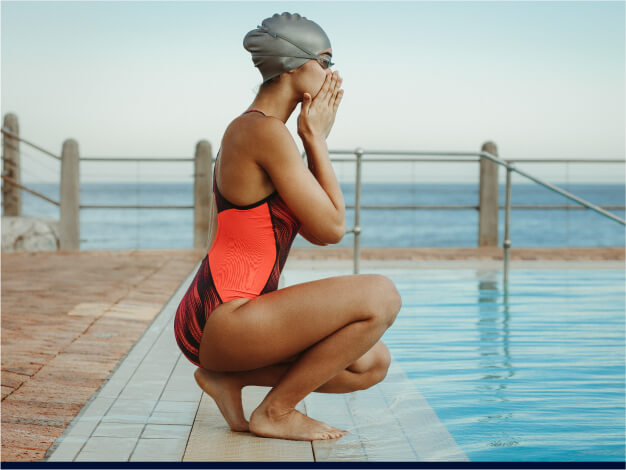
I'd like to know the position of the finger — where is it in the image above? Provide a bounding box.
[317,71,333,101]
[302,93,312,113]
[331,76,343,102]
[321,71,338,104]
[332,74,342,91]
[326,72,339,104]
[331,76,342,98]
[332,89,344,110]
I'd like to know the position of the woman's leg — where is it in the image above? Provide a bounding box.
[197,273,402,440]
[194,341,392,432]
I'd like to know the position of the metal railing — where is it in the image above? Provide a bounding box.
[326,149,624,282]
[1,126,62,207]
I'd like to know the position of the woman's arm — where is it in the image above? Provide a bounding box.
[252,119,345,244]
[299,225,329,246]
[255,70,345,244]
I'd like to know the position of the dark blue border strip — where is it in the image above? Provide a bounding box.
[2,461,624,469]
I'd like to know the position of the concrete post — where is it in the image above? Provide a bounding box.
[2,113,21,216]
[59,139,80,250]
[478,141,499,247]
[194,140,212,251]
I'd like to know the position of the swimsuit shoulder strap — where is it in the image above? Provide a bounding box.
[242,109,266,116]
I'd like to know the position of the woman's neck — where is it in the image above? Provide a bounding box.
[248,82,300,124]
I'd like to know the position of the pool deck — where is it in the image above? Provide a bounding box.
[1,246,623,462]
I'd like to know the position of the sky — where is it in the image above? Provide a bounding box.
[1,0,624,184]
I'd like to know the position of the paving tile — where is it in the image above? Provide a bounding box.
[377,358,469,461]
[305,393,366,461]
[66,302,112,317]
[102,398,156,424]
[61,418,101,441]
[45,437,88,462]
[1,446,48,462]
[130,438,188,461]
[148,400,199,425]
[344,385,419,461]
[96,378,128,399]
[183,387,313,462]
[142,424,192,439]
[2,384,16,400]
[1,370,30,388]
[1,422,63,452]
[77,396,117,421]
[160,385,203,403]
[74,436,137,461]
[92,422,145,438]
[117,381,165,401]
[1,401,77,428]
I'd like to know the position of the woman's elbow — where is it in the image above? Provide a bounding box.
[328,219,346,244]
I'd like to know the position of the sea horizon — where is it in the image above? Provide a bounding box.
[7,181,623,251]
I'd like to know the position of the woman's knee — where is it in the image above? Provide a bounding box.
[360,274,402,327]
[358,342,392,390]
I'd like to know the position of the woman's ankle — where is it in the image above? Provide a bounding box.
[258,395,297,418]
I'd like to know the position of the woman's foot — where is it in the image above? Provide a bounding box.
[194,367,249,432]
[249,400,349,441]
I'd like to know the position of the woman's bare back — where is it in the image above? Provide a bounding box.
[216,111,283,207]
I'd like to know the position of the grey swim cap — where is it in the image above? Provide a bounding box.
[243,12,332,83]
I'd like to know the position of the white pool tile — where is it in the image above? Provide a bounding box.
[160,386,203,403]
[142,424,192,439]
[130,438,188,462]
[147,399,199,426]
[102,398,157,424]
[92,422,145,439]
[117,381,165,401]
[45,437,87,462]
[74,436,137,461]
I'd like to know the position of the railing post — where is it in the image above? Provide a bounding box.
[353,148,363,274]
[478,141,499,247]
[2,113,21,216]
[194,140,212,251]
[503,161,514,285]
[59,139,80,250]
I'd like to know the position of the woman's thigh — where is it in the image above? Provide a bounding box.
[198,273,401,372]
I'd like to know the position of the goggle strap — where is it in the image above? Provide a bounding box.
[257,25,320,61]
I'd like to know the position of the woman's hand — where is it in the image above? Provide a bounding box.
[297,70,344,141]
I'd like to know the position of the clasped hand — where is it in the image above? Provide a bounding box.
[297,70,344,141]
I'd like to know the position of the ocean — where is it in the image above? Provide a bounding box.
[16,182,626,250]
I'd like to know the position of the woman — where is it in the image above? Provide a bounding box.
[174,12,402,441]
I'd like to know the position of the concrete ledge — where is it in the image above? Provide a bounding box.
[284,257,625,271]
[289,246,625,261]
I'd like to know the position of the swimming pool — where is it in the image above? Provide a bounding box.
[381,267,625,461]
[283,262,625,461]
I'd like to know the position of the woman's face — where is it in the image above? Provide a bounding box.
[293,47,334,99]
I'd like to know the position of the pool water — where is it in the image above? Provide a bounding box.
[381,268,625,461]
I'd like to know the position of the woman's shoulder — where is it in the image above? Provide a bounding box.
[227,111,286,137]
[224,112,293,159]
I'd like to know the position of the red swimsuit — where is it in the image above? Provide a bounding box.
[174,110,301,367]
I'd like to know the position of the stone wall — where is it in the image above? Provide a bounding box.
[1,216,60,253]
